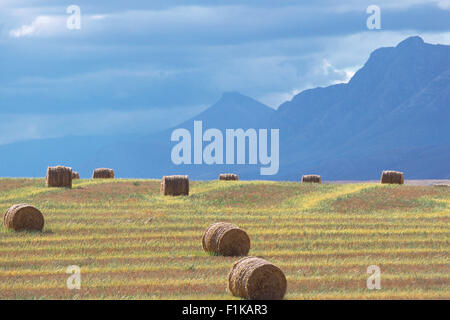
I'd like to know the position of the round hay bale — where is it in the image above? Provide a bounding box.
[93,168,115,179]
[219,173,239,181]
[72,171,80,180]
[202,222,250,256]
[160,175,189,196]
[3,204,44,231]
[46,166,72,188]
[228,257,287,300]
[302,174,321,183]
[381,170,404,184]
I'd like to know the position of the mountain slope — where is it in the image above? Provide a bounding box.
[273,36,450,149]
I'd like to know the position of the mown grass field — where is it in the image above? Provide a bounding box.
[0,178,449,299]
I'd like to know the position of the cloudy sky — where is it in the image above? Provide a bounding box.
[1,0,450,144]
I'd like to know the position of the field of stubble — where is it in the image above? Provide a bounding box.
[0,178,449,299]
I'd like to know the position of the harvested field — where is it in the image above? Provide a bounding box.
[0,178,449,299]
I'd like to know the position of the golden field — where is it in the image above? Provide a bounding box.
[0,178,449,299]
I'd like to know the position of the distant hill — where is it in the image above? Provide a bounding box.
[0,135,135,178]
[82,92,275,179]
[180,91,275,130]
[0,36,449,180]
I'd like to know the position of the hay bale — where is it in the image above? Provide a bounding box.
[302,174,321,183]
[228,257,287,300]
[160,175,189,196]
[46,166,72,188]
[72,171,80,180]
[202,222,250,256]
[219,173,239,181]
[381,170,404,184]
[3,204,44,231]
[93,168,115,179]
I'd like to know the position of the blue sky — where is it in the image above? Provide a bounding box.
[1,0,450,144]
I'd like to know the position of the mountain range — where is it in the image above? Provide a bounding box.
[1,36,449,180]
